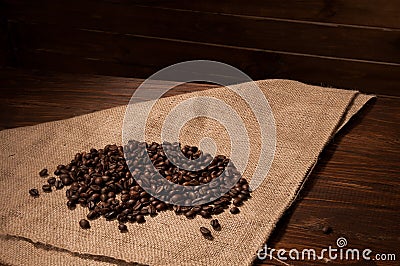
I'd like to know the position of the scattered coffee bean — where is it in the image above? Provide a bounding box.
[210,219,221,231]
[136,215,145,223]
[230,207,240,214]
[39,168,48,177]
[200,226,213,240]
[54,180,64,190]
[42,184,52,193]
[322,226,332,234]
[47,177,56,185]
[79,219,90,229]
[118,224,128,232]
[29,188,40,198]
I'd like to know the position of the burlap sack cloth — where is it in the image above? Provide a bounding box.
[0,80,373,266]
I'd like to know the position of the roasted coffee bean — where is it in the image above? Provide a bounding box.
[200,210,211,218]
[184,210,195,219]
[136,215,145,223]
[200,226,211,235]
[87,210,100,220]
[104,211,117,220]
[233,198,242,207]
[39,168,48,177]
[117,214,128,223]
[230,207,240,214]
[118,224,128,232]
[61,176,73,186]
[210,219,221,231]
[67,200,76,210]
[54,180,64,190]
[79,219,90,229]
[94,176,103,185]
[199,226,213,240]
[322,226,332,234]
[42,184,52,193]
[47,177,56,185]
[155,202,166,211]
[29,188,40,198]
[148,205,156,215]
[87,201,96,210]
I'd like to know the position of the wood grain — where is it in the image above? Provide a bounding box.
[1,69,399,265]
[133,0,400,29]
[5,1,400,63]
[6,22,400,96]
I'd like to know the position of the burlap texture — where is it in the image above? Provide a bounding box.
[0,80,373,266]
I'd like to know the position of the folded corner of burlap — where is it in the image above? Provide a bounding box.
[0,79,374,266]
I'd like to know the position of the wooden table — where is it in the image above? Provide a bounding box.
[0,68,398,265]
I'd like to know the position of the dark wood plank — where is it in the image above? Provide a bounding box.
[8,23,400,96]
[0,68,215,130]
[4,1,400,63]
[135,0,400,29]
[258,96,400,265]
[0,69,399,265]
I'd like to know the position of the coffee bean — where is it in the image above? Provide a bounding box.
[54,180,64,190]
[322,226,332,234]
[29,188,40,198]
[233,198,242,206]
[61,176,73,186]
[136,215,145,223]
[104,211,117,221]
[39,168,48,177]
[67,200,76,210]
[117,214,128,223]
[118,224,128,232]
[200,226,213,240]
[42,184,52,193]
[210,219,221,231]
[200,210,211,218]
[230,207,240,214]
[79,219,90,229]
[47,177,56,185]
[87,210,100,220]
[200,226,211,235]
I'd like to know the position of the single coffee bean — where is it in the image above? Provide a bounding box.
[210,219,221,231]
[200,226,211,236]
[39,168,48,177]
[61,176,73,186]
[47,177,56,185]
[117,214,128,223]
[104,211,117,220]
[136,214,145,223]
[118,224,128,232]
[67,200,76,210]
[230,207,240,214]
[54,180,64,190]
[199,226,213,240]
[87,210,100,220]
[322,226,333,234]
[29,188,40,198]
[233,198,242,207]
[79,219,90,229]
[42,184,52,193]
[148,205,156,215]
[200,210,211,218]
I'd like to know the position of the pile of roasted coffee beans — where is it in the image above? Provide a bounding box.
[30,141,252,239]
